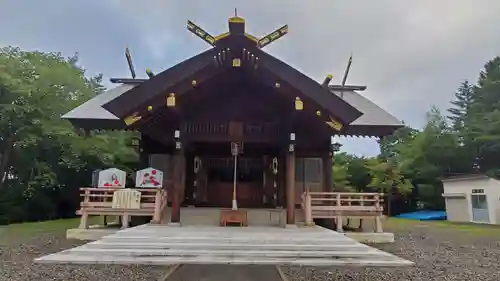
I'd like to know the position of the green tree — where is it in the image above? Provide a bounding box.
[447,80,474,132]
[462,57,500,173]
[0,47,137,223]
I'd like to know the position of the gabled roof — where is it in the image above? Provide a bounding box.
[62,84,135,120]
[62,83,404,136]
[101,17,366,128]
[329,90,403,137]
[331,90,401,127]
[61,16,403,137]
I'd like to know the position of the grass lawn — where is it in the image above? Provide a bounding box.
[0,217,99,244]
[2,216,500,244]
[385,217,500,236]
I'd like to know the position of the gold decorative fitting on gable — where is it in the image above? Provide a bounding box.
[147,105,153,111]
[244,33,258,42]
[214,32,230,41]
[229,16,245,23]
[124,112,142,126]
[316,110,321,116]
[232,58,241,67]
[326,117,343,131]
[192,80,197,86]
[275,82,281,88]
[294,97,303,111]
[166,93,176,107]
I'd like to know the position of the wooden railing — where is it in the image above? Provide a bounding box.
[301,192,384,233]
[77,187,167,229]
[183,121,279,141]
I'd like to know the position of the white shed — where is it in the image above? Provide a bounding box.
[442,175,500,224]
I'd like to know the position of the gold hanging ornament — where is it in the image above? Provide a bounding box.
[166,93,176,107]
[295,97,303,111]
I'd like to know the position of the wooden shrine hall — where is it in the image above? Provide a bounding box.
[62,15,403,227]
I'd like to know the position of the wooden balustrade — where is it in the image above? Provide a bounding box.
[77,187,167,229]
[183,122,279,141]
[301,192,384,233]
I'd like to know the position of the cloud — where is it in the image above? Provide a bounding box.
[1,0,500,156]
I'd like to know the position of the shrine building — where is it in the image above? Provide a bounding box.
[62,16,403,226]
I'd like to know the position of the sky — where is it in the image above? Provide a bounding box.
[1,0,499,156]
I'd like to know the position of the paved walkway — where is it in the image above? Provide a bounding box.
[164,265,284,281]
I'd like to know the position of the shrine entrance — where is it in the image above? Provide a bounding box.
[205,156,264,208]
[190,142,281,209]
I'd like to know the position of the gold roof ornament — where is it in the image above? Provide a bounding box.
[166,93,176,107]
[295,97,303,111]
[124,112,142,126]
[326,117,343,131]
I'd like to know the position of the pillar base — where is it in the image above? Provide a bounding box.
[168,222,182,227]
[285,224,298,229]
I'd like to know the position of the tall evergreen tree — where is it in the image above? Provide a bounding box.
[464,57,500,173]
[447,80,474,131]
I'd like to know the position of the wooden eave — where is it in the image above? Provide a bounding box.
[102,48,219,118]
[245,45,363,125]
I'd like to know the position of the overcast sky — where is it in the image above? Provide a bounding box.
[1,0,499,156]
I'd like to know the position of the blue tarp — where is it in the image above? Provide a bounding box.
[396,210,447,221]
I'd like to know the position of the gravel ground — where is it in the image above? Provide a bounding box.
[282,221,500,281]
[0,231,166,281]
[1,220,500,280]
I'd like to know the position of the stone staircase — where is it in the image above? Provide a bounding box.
[35,224,413,267]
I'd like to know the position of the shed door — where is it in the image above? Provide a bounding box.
[471,194,490,223]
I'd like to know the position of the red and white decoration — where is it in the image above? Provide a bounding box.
[98,168,126,188]
[135,167,163,188]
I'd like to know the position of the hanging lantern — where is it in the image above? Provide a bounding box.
[272,157,278,175]
[194,156,201,173]
[316,110,321,116]
[275,82,281,88]
[192,80,197,86]
[166,93,176,107]
[147,105,153,111]
[295,97,303,111]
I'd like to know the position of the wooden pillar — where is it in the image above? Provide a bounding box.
[322,153,333,192]
[286,133,296,225]
[170,130,183,224]
[139,133,149,168]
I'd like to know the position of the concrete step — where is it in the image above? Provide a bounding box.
[35,224,413,267]
[68,247,391,258]
[99,235,358,245]
[85,241,370,251]
[35,254,413,267]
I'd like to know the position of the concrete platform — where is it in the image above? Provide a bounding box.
[36,224,413,267]
[344,232,395,243]
[67,226,119,241]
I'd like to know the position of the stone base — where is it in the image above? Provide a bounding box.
[167,222,182,227]
[66,226,119,241]
[344,232,395,244]
[285,224,298,229]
